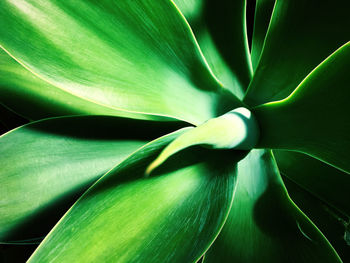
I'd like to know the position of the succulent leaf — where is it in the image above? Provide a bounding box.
[254,42,350,174]
[173,0,252,97]
[204,150,341,263]
[250,0,276,70]
[275,150,350,218]
[0,50,167,121]
[146,107,258,175]
[27,129,238,263]
[245,0,350,106]
[0,0,240,124]
[0,116,180,242]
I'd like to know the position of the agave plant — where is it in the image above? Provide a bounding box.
[0,0,349,262]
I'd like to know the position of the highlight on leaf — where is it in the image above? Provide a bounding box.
[0,0,349,262]
[146,107,259,175]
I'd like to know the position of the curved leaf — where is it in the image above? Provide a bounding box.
[146,107,257,174]
[28,131,239,263]
[0,0,240,125]
[283,176,350,261]
[250,0,275,70]
[0,116,181,241]
[204,150,341,263]
[245,0,350,106]
[275,150,350,217]
[173,0,252,97]
[0,50,164,121]
[254,42,350,173]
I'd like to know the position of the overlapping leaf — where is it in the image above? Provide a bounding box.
[254,42,350,173]
[250,0,275,70]
[0,50,156,121]
[174,0,252,97]
[146,107,257,174]
[275,150,350,217]
[283,176,350,261]
[245,0,350,105]
[27,130,239,263]
[204,150,341,263]
[0,116,181,241]
[0,0,240,124]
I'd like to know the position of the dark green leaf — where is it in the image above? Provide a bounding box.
[283,176,350,261]
[174,0,252,97]
[254,42,350,173]
[275,150,350,217]
[245,0,350,106]
[204,150,341,263]
[250,0,275,70]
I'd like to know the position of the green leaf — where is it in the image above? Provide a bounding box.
[0,115,181,241]
[250,0,275,70]
[245,0,350,106]
[275,150,350,217]
[204,150,341,263]
[0,50,164,121]
[146,107,258,174]
[283,176,350,261]
[173,0,252,97]
[254,42,350,173]
[27,130,238,263]
[0,0,240,125]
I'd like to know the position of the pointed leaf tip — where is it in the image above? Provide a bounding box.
[146,108,259,175]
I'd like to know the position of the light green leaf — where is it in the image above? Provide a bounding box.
[245,0,350,106]
[0,50,164,121]
[254,42,350,173]
[0,0,240,125]
[250,0,275,70]
[204,150,341,263]
[173,0,252,97]
[0,115,180,241]
[275,150,350,217]
[146,107,258,174]
[28,130,238,263]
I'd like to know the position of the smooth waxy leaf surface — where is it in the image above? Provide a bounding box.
[254,42,350,173]
[283,177,350,261]
[28,130,238,263]
[0,116,181,241]
[245,0,350,106]
[174,0,252,97]
[275,150,350,217]
[146,107,258,174]
[250,0,275,70]
[0,0,240,124]
[204,150,341,263]
[0,50,160,121]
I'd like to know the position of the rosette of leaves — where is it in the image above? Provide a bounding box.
[0,0,349,262]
